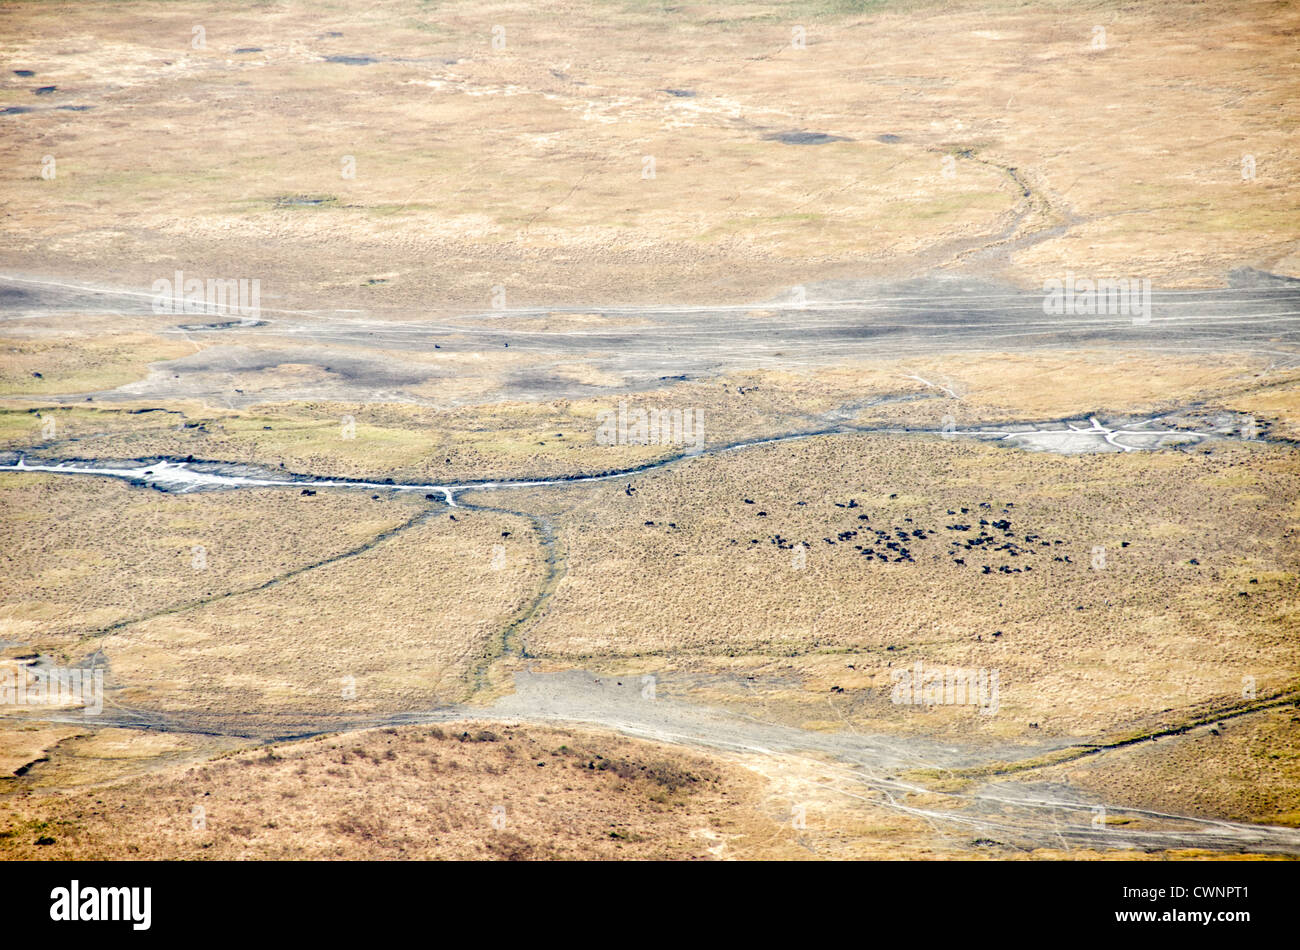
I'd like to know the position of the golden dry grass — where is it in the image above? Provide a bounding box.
[0,326,191,397]
[0,472,414,645]
[499,432,1299,742]
[2,716,1263,859]
[1025,706,1300,827]
[0,0,1294,310]
[4,348,1293,485]
[0,0,1297,860]
[96,504,544,715]
[0,721,794,860]
[0,471,550,718]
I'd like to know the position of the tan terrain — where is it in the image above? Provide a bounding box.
[1,0,1297,859]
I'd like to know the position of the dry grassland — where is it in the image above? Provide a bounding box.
[0,717,1212,860]
[0,472,548,719]
[0,325,192,397]
[4,349,1292,485]
[90,504,542,716]
[0,0,1295,310]
[498,433,1299,742]
[1020,707,1300,828]
[0,0,1297,860]
[0,721,797,860]
[0,472,415,645]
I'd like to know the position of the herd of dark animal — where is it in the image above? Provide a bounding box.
[715,497,1075,575]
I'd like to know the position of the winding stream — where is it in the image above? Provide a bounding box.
[0,411,1268,500]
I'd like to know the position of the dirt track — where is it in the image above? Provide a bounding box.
[3,271,1299,406]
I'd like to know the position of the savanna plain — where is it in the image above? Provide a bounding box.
[0,0,1298,860]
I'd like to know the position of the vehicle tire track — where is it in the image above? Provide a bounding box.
[72,501,442,650]
[917,687,1300,783]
